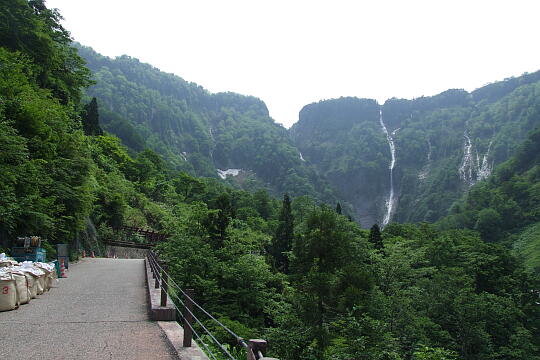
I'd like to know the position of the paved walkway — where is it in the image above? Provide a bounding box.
[0,258,178,359]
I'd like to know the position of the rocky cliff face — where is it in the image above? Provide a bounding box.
[290,98,387,226]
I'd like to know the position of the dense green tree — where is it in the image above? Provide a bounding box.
[291,205,356,357]
[172,172,206,202]
[474,208,502,242]
[253,189,273,220]
[81,97,103,135]
[204,193,234,249]
[0,47,93,244]
[369,223,384,250]
[269,194,294,272]
[0,0,92,104]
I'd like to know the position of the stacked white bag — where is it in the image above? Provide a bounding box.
[0,253,18,268]
[19,261,46,295]
[0,270,20,311]
[34,262,57,291]
[0,253,59,311]
[9,268,31,304]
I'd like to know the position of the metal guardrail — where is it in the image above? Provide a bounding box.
[103,240,154,249]
[147,251,278,360]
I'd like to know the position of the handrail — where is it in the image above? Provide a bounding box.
[103,240,154,249]
[147,251,277,360]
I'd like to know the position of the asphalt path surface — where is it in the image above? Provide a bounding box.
[0,258,178,359]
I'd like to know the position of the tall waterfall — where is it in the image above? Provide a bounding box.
[379,109,398,227]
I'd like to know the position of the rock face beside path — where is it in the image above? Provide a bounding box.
[0,258,178,359]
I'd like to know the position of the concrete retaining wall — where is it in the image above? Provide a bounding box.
[105,245,148,259]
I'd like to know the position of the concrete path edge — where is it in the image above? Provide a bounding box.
[144,259,209,360]
[145,259,176,321]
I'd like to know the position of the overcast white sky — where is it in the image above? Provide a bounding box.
[47,0,540,128]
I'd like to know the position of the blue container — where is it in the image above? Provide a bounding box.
[11,247,46,262]
[53,260,60,278]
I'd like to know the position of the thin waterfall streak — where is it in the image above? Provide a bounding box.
[418,138,432,180]
[379,109,397,227]
[459,132,474,185]
[477,140,493,181]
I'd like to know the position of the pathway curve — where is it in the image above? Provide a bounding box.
[0,258,178,359]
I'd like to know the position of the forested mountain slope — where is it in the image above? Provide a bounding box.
[440,126,540,271]
[77,43,540,228]
[76,45,338,204]
[291,74,540,226]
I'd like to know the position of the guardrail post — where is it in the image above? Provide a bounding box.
[149,255,155,278]
[155,261,160,289]
[247,346,256,360]
[248,339,278,360]
[160,264,168,307]
[148,253,153,276]
[183,288,194,347]
[247,339,267,360]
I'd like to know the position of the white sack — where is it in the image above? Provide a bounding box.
[0,272,19,311]
[11,272,30,305]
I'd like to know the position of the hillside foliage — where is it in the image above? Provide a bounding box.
[292,80,540,226]
[441,127,540,271]
[75,45,339,204]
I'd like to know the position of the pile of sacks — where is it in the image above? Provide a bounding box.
[0,254,58,312]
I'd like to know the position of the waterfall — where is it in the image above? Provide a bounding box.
[418,138,432,180]
[208,127,215,159]
[379,109,398,227]
[459,132,474,185]
[459,131,493,186]
[476,141,493,181]
[217,168,242,179]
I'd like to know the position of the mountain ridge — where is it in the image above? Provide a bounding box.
[77,43,540,227]
[292,74,540,225]
[76,44,344,209]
